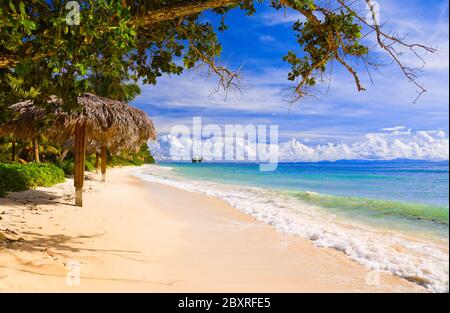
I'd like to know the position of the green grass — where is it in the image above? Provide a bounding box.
[0,162,65,197]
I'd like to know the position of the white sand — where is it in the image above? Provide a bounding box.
[0,167,425,292]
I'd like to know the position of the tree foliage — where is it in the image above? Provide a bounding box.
[0,0,435,117]
[83,73,141,102]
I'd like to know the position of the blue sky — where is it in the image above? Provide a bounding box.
[132,0,449,159]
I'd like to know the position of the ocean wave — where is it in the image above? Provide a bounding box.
[155,166,174,171]
[287,191,449,225]
[133,165,449,293]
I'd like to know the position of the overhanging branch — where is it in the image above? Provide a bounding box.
[134,0,241,26]
[1,0,243,68]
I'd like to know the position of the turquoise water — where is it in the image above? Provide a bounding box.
[160,160,449,237]
[138,160,449,291]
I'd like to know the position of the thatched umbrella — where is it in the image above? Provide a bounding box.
[1,94,156,153]
[0,93,157,206]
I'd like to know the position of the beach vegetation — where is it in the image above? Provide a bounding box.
[0,162,65,197]
[53,144,155,175]
[0,134,155,177]
[109,144,156,167]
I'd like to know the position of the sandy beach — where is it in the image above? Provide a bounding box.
[0,166,426,292]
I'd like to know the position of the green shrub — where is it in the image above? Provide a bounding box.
[109,155,147,167]
[56,158,96,175]
[45,146,59,155]
[139,144,155,164]
[56,160,75,175]
[108,144,155,167]
[0,162,65,197]
[85,159,96,172]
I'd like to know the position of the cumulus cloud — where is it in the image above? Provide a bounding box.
[278,129,449,161]
[149,128,449,162]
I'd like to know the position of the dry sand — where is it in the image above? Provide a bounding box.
[0,166,425,292]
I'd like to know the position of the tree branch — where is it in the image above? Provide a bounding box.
[134,0,241,27]
[336,0,437,102]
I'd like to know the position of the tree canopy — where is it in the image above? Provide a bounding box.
[0,0,435,116]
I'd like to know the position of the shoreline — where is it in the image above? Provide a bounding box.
[0,167,426,292]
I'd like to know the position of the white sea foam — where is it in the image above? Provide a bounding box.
[154,166,174,171]
[133,165,449,292]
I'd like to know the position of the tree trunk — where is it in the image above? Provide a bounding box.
[12,139,16,162]
[101,146,107,183]
[74,123,86,207]
[58,148,69,162]
[33,139,40,163]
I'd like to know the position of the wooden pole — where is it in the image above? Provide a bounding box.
[94,152,100,173]
[74,123,86,207]
[11,139,16,162]
[101,145,107,183]
[33,138,40,163]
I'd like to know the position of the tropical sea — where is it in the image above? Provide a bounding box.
[133,160,449,292]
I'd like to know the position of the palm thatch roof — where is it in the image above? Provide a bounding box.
[0,93,156,153]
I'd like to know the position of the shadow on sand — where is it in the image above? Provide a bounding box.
[0,231,179,287]
[0,188,75,207]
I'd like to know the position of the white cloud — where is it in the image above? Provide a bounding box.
[135,68,335,115]
[381,126,406,132]
[362,0,449,72]
[149,128,449,162]
[259,35,275,42]
[256,9,306,26]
